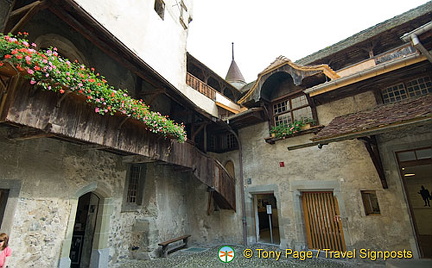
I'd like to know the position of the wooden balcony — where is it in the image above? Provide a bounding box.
[337,44,417,77]
[0,67,235,210]
[186,72,216,100]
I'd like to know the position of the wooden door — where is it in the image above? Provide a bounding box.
[301,191,346,251]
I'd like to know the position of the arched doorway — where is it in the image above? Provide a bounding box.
[224,160,235,179]
[69,192,100,267]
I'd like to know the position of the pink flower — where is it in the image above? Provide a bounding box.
[95,108,100,113]
[27,69,34,74]
[30,80,36,85]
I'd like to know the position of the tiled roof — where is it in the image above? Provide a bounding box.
[225,59,245,83]
[312,94,432,142]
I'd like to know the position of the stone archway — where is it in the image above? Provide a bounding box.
[34,33,89,66]
[58,184,113,268]
[70,192,100,267]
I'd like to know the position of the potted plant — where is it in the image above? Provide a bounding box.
[270,118,315,138]
[0,32,187,142]
[300,117,315,130]
[270,121,302,138]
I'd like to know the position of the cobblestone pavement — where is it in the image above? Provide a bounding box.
[118,244,386,268]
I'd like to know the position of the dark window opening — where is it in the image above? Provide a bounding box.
[126,164,146,205]
[154,0,165,20]
[0,189,9,229]
[361,190,381,215]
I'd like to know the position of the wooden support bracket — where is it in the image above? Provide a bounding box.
[358,136,388,189]
[117,116,129,130]
[139,88,166,105]
[122,155,156,163]
[56,90,72,108]
[7,1,47,34]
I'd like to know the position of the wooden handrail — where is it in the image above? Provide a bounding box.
[186,73,216,100]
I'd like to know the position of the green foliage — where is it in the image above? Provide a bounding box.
[270,117,314,138]
[0,33,186,142]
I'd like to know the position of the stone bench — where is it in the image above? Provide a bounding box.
[158,235,191,257]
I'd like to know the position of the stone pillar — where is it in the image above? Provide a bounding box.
[58,199,78,268]
[90,198,114,267]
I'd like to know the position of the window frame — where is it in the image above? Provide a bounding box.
[381,75,432,104]
[154,0,165,20]
[270,91,317,128]
[122,164,146,211]
[361,190,381,216]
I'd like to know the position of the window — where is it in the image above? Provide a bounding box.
[208,135,216,151]
[178,0,189,29]
[381,76,432,104]
[154,0,165,20]
[272,94,313,126]
[207,133,238,152]
[361,191,380,215]
[125,164,146,205]
[226,133,237,150]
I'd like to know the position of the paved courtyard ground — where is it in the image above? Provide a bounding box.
[119,244,387,268]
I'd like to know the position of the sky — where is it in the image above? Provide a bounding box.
[187,0,430,83]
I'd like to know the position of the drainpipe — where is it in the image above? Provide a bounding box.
[401,21,432,64]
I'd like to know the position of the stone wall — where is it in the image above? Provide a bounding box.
[237,90,422,254]
[0,126,126,267]
[0,124,245,267]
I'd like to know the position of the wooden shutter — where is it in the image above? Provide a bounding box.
[302,191,346,251]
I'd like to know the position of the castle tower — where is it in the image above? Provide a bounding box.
[225,42,246,89]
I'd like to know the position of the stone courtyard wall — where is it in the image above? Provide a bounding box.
[238,90,420,254]
[0,126,125,267]
[0,126,244,267]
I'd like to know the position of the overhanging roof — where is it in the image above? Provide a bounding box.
[288,94,432,150]
[238,56,338,105]
[314,94,432,142]
[295,2,432,66]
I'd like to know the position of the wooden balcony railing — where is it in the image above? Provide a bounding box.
[374,44,417,64]
[186,72,216,100]
[337,44,417,77]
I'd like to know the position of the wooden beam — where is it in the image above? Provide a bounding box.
[8,1,47,34]
[81,144,110,151]
[8,127,54,141]
[358,136,388,189]
[10,1,42,17]
[122,155,156,163]
[191,121,207,142]
[287,141,321,150]
[140,88,166,105]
